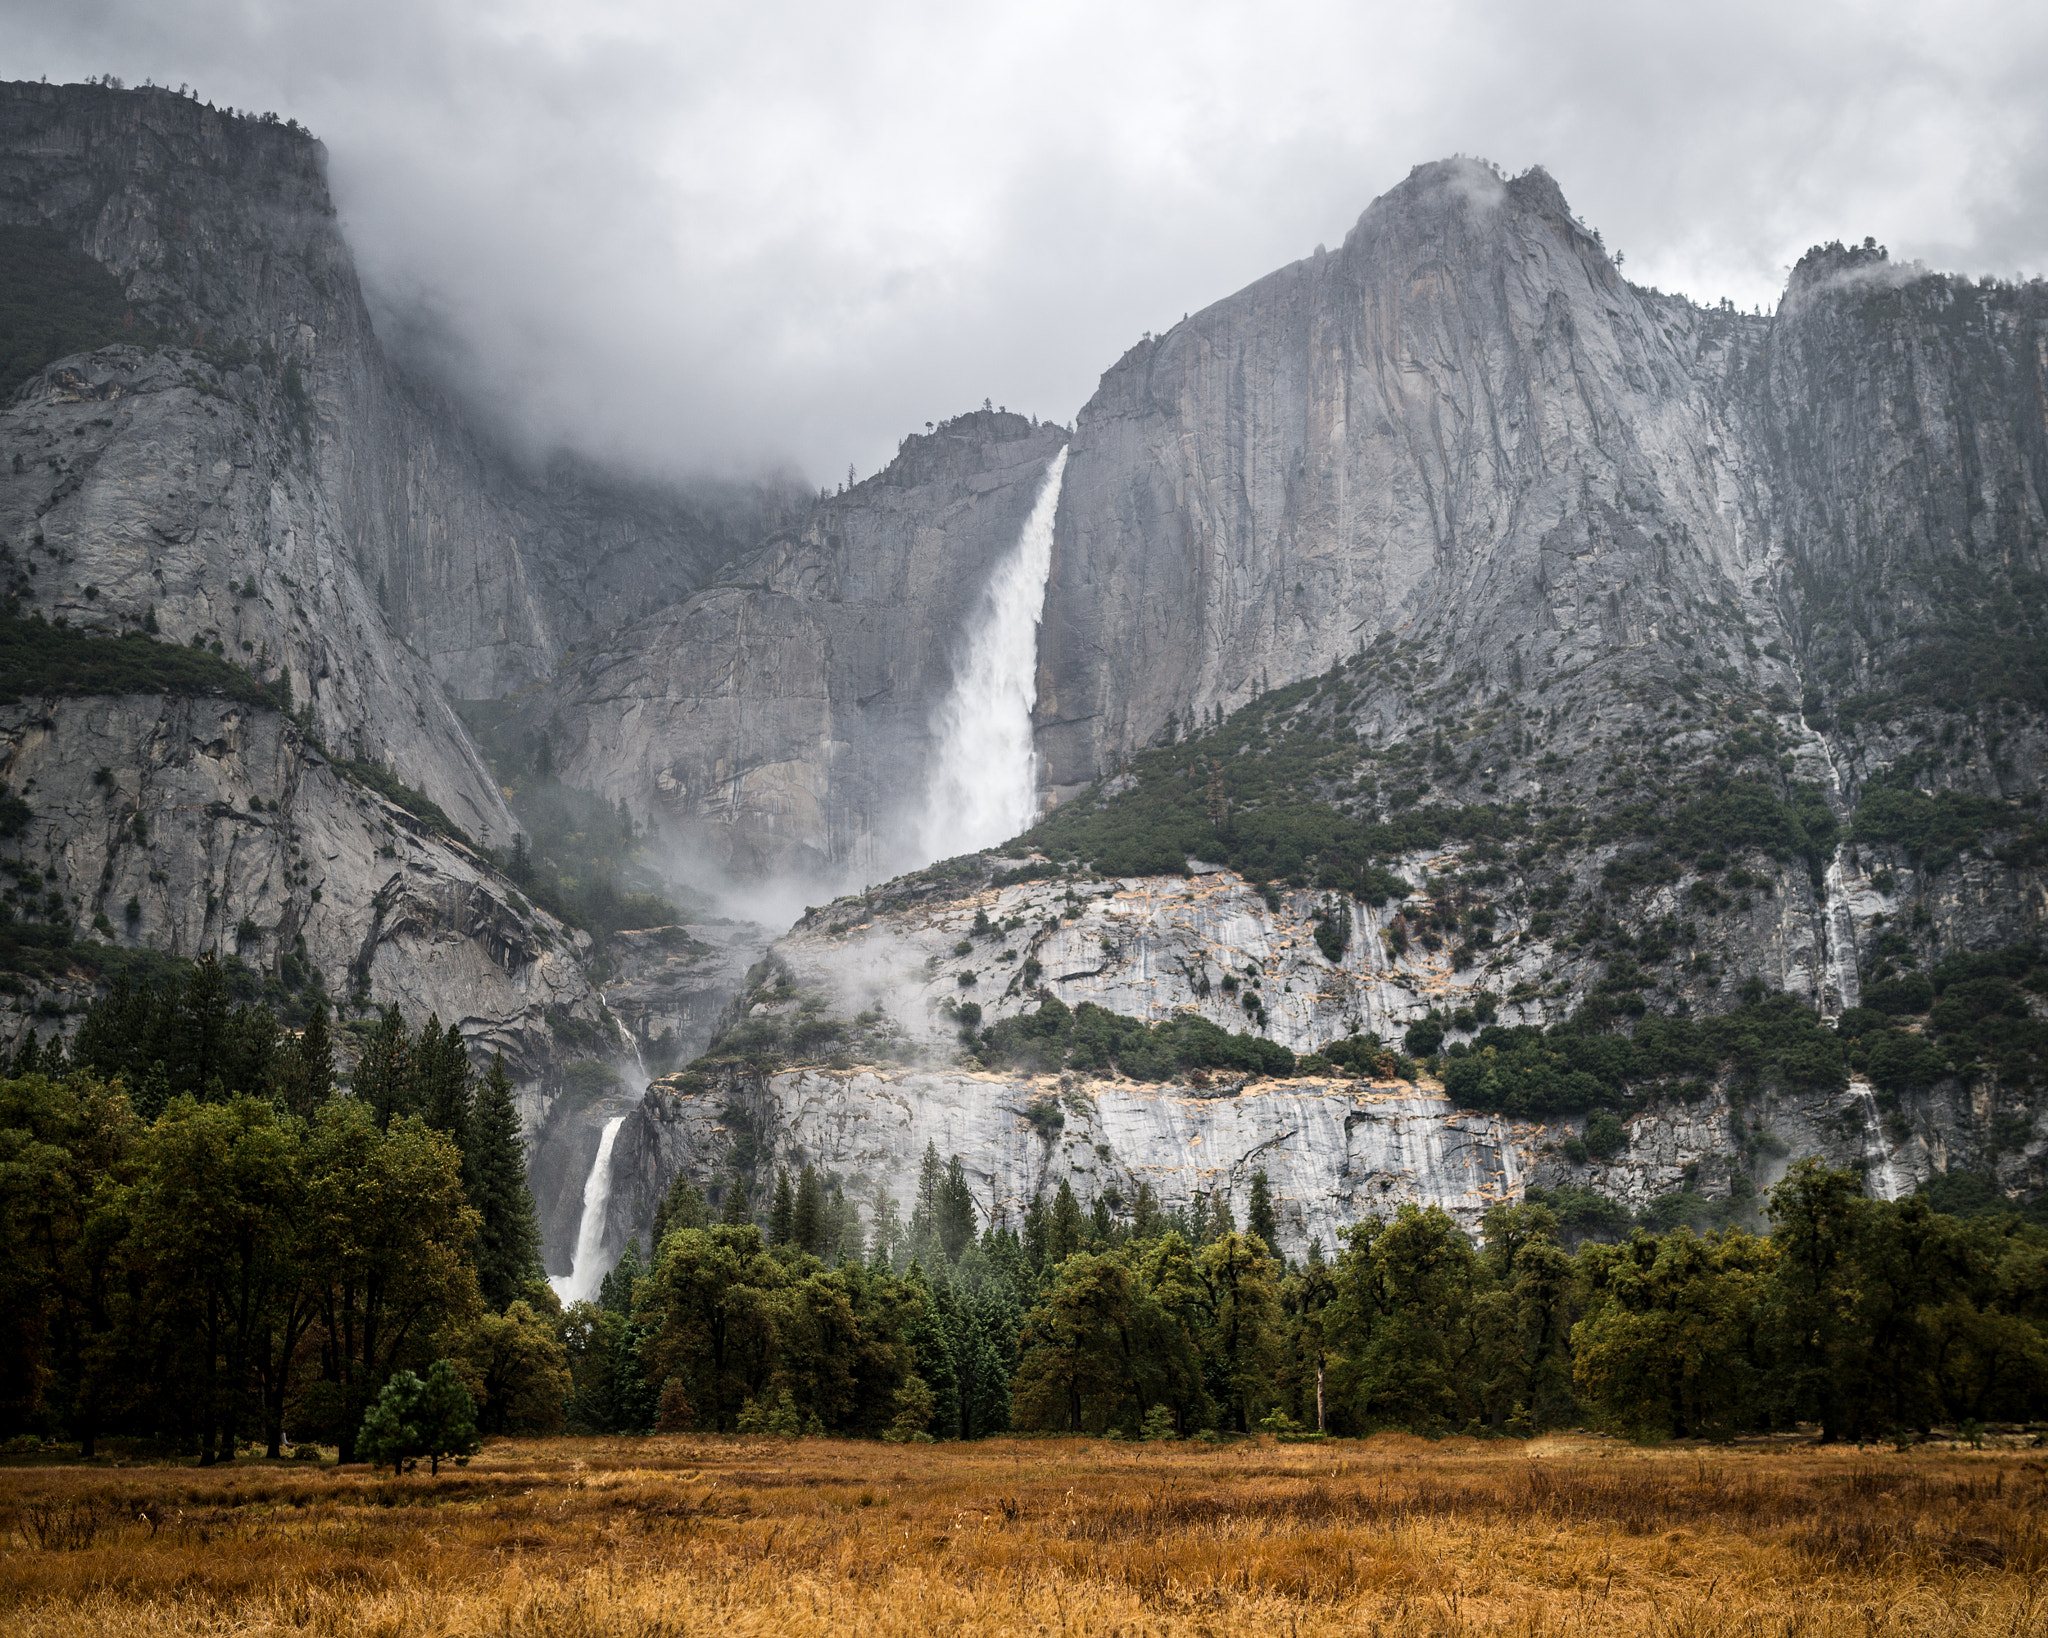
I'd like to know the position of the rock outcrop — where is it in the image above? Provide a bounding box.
[0,694,608,1098]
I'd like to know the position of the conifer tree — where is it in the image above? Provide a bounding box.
[767,1167,795,1246]
[652,1173,707,1249]
[468,1054,543,1310]
[176,953,230,1097]
[413,1015,473,1155]
[939,1155,977,1262]
[869,1183,903,1270]
[354,1007,414,1128]
[835,1185,866,1265]
[909,1141,945,1257]
[278,996,333,1118]
[1049,1178,1084,1264]
[791,1164,823,1255]
[598,1237,643,1316]
[1248,1169,1278,1249]
[719,1173,751,1225]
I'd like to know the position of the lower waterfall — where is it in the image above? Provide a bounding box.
[550,1114,626,1306]
[917,446,1069,860]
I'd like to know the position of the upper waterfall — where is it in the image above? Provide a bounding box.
[916,446,1069,860]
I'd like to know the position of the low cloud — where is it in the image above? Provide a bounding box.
[3,0,2044,486]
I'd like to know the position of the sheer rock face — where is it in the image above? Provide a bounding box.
[0,83,770,1155]
[1036,159,1778,794]
[0,79,796,721]
[609,1067,1541,1261]
[0,694,606,1093]
[524,413,1070,884]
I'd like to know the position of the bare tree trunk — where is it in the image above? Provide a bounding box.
[1315,1354,1326,1434]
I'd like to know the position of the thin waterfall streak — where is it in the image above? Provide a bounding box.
[550,1113,626,1306]
[918,447,1069,861]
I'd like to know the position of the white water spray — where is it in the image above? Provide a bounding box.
[606,990,652,1092]
[550,1114,626,1306]
[1819,854,1862,1017]
[1847,1083,1906,1200]
[917,447,1069,861]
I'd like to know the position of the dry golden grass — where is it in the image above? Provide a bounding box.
[2,1435,2044,1637]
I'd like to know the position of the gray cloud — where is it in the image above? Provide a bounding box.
[6,0,2044,485]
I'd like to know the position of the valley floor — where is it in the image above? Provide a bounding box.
[1,1435,2042,1637]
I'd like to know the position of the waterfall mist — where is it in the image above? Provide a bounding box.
[916,447,1069,862]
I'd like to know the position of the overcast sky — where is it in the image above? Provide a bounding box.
[6,0,2045,486]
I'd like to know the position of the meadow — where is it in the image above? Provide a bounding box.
[2,1435,2043,1638]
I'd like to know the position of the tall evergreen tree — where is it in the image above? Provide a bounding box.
[939,1155,977,1262]
[767,1167,795,1246]
[1248,1169,1278,1249]
[719,1173,751,1225]
[354,1007,414,1128]
[277,996,334,1119]
[652,1174,707,1250]
[468,1054,543,1310]
[835,1184,866,1265]
[176,953,231,1097]
[413,1016,473,1155]
[1049,1179,1084,1264]
[910,1141,945,1254]
[792,1164,824,1255]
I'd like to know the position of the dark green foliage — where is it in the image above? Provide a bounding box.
[1438,991,1851,1115]
[792,1164,825,1256]
[977,997,1296,1082]
[651,1174,707,1249]
[469,1054,545,1311]
[0,226,141,399]
[70,954,280,1106]
[566,1239,661,1435]
[768,1167,795,1246]
[1848,782,2043,874]
[1247,1169,1278,1247]
[0,614,286,710]
[1835,944,2048,1097]
[328,757,472,849]
[358,1359,480,1475]
[1011,673,1507,890]
[1595,777,1839,890]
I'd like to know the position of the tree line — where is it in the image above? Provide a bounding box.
[579,1149,2046,1445]
[1,972,565,1462]
[5,972,2044,1455]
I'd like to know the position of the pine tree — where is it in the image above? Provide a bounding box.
[1022,1191,1050,1278]
[719,1174,751,1226]
[910,1141,944,1252]
[10,1029,38,1076]
[354,1007,414,1128]
[177,953,230,1097]
[939,1155,977,1262]
[792,1164,823,1255]
[469,1054,543,1310]
[413,1016,474,1156]
[597,1237,643,1316]
[278,995,333,1118]
[869,1184,903,1270]
[835,1186,865,1265]
[767,1167,795,1246]
[903,1263,960,1438]
[1248,1169,1278,1249]
[1049,1179,1083,1265]
[651,1173,707,1249]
